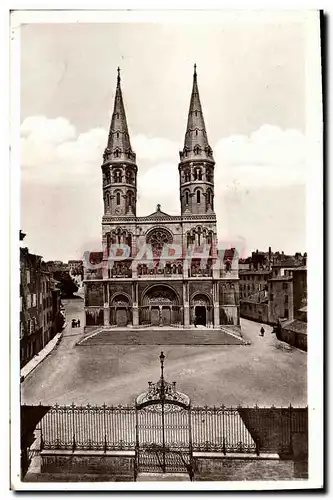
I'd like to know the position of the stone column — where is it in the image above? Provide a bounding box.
[132,282,139,327]
[214,282,220,328]
[214,304,220,328]
[183,281,189,327]
[159,305,163,327]
[103,283,110,327]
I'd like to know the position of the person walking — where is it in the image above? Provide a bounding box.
[260,326,265,337]
[77,319,80,328]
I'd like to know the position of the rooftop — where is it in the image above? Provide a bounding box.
[281,319,307,335]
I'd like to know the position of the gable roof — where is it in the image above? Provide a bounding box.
[145,204,172,219]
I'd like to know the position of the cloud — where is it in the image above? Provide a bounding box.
[20,116,76,144]
[20,116,307,260]
[214,125,307,190]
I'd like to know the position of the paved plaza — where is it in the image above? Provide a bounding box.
[79,327,244,346]
[21,298,307,408]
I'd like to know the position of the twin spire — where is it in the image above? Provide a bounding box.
[104,65,213,165]
[104,67,136,165]
[180,64,214,162]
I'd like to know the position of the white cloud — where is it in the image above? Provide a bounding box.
[20,116,76,144]
[214,124,307,190]
[20,116,307,260]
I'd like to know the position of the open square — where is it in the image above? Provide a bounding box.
[21,298,307,408]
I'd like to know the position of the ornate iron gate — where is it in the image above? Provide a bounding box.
[135,352,193,479]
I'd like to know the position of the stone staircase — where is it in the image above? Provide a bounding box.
[78,327,245,346]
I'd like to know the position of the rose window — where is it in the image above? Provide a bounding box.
[146,229,173,253]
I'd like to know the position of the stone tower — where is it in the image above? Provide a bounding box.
[102,68,137,219]
[179,64,215,216]
[84,66,240,333]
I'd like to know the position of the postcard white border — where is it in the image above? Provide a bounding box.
[9,7,324,493]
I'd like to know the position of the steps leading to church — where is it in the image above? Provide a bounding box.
[78,328,246,346]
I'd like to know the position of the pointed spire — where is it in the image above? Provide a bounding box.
[179,65,214,163]
[103,68,136,164]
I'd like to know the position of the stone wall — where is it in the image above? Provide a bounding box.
[40,451,134,481]
[193,455,296,481]
[240,301,269,323]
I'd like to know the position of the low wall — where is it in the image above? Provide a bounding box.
[29,450,307,482]
[193,453,297,481]
[40,450,135,481]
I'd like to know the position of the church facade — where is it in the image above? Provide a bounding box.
[84,67,240,330]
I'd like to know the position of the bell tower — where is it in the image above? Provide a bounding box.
[179,64,215,216]
[102,68,137,218]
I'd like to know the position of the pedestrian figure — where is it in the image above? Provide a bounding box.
[71,319,76,328]
[194,315,198,328]
[77,319,80,328]
[260,326,265,337]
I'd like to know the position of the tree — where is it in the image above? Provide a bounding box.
[53,271,78,298]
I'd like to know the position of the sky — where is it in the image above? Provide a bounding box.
[19,17,310,261]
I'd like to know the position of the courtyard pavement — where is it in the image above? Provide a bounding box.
[79,327,244,346]
[21,298,307,408]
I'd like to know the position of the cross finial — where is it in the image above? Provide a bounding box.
[156,203,161,212]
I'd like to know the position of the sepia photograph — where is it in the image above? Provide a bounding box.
[10,8,323,491]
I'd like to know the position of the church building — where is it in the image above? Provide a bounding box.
[84,66,240,330]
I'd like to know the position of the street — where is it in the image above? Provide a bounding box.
[21,298,307,408]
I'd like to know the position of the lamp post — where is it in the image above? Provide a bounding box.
[160,351,166,473]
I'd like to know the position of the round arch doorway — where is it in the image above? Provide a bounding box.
[140,284,181,327]
[110,293,132,327]
[191,293,213,327]
[195,305,207,326]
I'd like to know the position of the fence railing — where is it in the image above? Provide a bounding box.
[37,403,307,456]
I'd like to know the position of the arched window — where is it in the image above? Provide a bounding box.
[116,132,119,138]
[106,192,110,207]
[195,129,198,136]
[185,191,189,205]
[196,190,201,204]
[127,233,132,252]
[114,170,122,183]
[116,192,121,205]
[207,190,211,205]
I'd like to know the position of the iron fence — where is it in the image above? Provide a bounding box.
[40,404,136,451]
[37,403,307,455]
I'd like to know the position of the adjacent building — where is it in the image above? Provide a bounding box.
[239,248,307,347]
[20,233,64,368]
[239,269,270,323]
[84,67,240,330]
[44,261,70,274]
[68,260,83,276]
